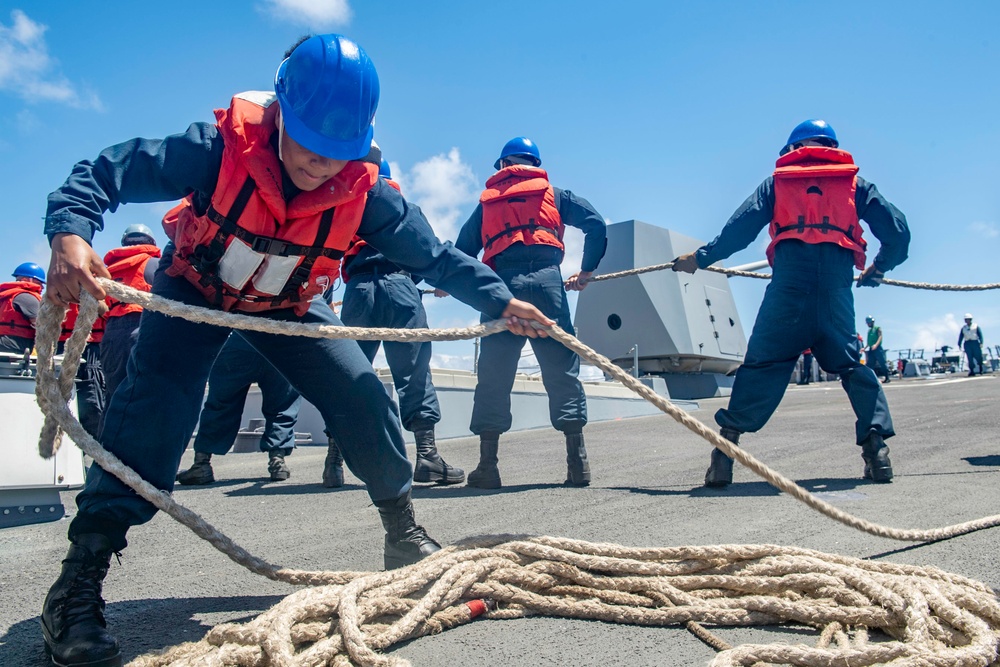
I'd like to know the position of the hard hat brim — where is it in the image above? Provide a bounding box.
[494,154,541,170]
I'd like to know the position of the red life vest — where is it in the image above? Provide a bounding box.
[0,280,42,339]
[162,92,379,315]
[479,165,564,268]
[767,147,866,270]
[342,178,402,280]
[60,303,105,344]
[103,244,161,319]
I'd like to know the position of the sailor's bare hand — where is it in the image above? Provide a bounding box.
[502,298,554,338]
[856,264,884,288]
[671,253,699,274]
[433,289,449,298]
[47,233,110,306]
[564,270,593,291]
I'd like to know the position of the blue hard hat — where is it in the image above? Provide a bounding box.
[274,34,379,160]
[495,136,541,170]
[379,158,391,179]
[121,223,156,246]
[781,119,838,155]
[12,262,45,284]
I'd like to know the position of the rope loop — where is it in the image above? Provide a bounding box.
[28,277,1000,667]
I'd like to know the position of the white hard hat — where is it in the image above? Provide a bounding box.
[965,313,974,319]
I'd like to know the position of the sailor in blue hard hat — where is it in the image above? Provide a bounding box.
[672,119,911,488]
[451,136,608,489]
[1,262,46,353]
[39,33,553,667]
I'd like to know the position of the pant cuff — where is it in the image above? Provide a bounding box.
[558,422,586,435]
[68,513,129,552]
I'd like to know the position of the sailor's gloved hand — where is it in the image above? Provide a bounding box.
[856,264,885,288]
[671,253,699,274]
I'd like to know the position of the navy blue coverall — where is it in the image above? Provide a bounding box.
[340,245,441,432]
[192,332,302,456]
[694,176,910,444]
[99,256,159,407]
[456,188,607,435]
[45,123,514,548]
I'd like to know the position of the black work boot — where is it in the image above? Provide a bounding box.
[375,491,441,570]
[267,451,291,482]
[175,451,214,485]
[322,437,344,488]
[861,431,893,483]
[412,428,465,485]
[41,534,122,667]
[564,433,591,486]
[705,428,739,488]
[466,432,501,489]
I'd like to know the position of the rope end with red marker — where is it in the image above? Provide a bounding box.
[464,597,498,619]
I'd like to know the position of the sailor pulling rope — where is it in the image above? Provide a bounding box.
[31,279,1000,667]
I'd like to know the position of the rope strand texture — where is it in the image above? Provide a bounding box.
[125,536,1000,667]
[36,280,1000,548]
[30,278,1000,666]
[590,261,1000,291]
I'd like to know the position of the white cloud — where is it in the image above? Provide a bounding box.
[260,0,351,28]
[909,312,961,353]
[969,221,999,239]
[0,10,103,110]
[394,148,480,242]
[430,351,475,371]
[561,226,584,278]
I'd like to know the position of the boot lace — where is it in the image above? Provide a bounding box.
[58,551,119,628]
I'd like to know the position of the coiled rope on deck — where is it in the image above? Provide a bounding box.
[32,279,1000,666]
[126,536,1000,667]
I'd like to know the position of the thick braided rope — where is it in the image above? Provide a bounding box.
[590,261,1000,290]
[33,298,366,588]
[36,280,1000,555]
[126,536,1000,667]
[85,279,509,342]
[32,285,1000,666]
[542,325,1000,543]
[35,295,97,457]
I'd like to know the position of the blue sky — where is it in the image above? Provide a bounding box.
[1,1,997,372]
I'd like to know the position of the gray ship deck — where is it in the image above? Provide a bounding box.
[2,373,999,665]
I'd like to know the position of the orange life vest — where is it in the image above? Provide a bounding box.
[0,281,42,339]
[479,165,564,268]
[60,303,105,344]
[103,244,162,319]
[162,92,379,315]
[767,147,866,270]
[342,178,402,279]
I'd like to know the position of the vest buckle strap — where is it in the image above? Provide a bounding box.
[250,236,287,255]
